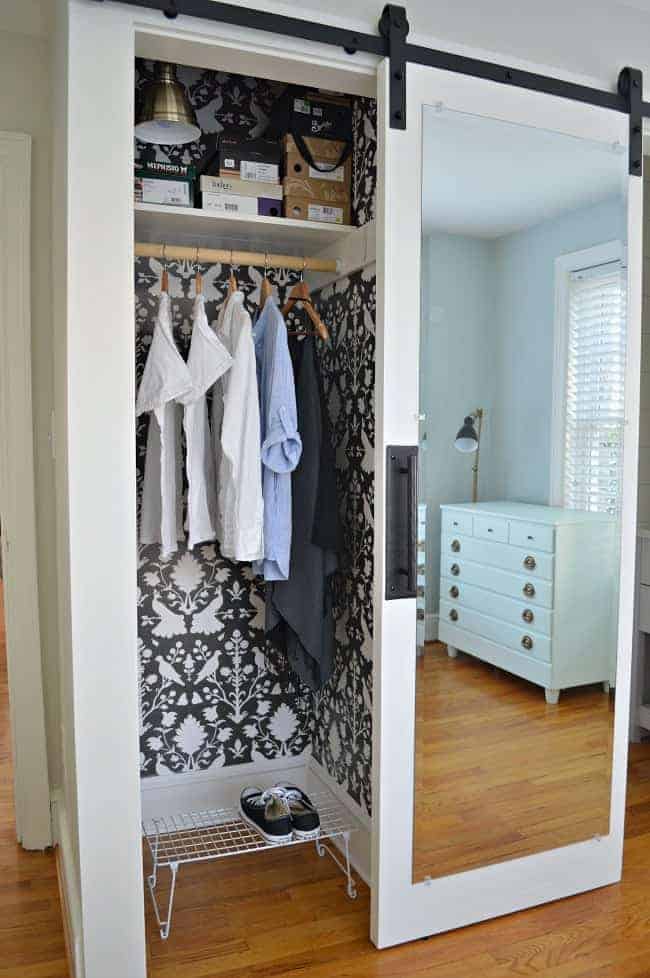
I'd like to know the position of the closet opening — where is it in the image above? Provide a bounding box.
[132,39,377,971]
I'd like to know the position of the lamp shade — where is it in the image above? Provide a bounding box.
[454,416,479,454]
[135,62,201,146]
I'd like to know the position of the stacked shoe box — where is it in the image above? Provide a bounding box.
[283,134,351,225]
[201,137,283,217]
[281,92,352,225]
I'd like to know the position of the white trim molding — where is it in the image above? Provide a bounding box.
[51,790,84,978]
[0,130,51,850]
[140,752,310,819]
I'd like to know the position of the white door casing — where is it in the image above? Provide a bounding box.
[372,60,642,947]
[0,130,52,850]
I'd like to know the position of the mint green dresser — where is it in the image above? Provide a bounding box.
[439,502,618,703]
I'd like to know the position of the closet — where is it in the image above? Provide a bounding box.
[133,54,377,945]
[59,4,645,975]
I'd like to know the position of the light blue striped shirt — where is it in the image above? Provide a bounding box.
[252,299,302,580]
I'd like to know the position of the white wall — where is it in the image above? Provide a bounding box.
[0,6,61,790]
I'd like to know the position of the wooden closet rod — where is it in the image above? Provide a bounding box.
[134,242,338,274]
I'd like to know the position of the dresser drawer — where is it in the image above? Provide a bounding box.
[442,509,473,537]
[509,520,555,553]
[442,556,553,608]
[440,576,552,636]
[440,599,551,661]
[473,514,509,543]
[442,535,553,581]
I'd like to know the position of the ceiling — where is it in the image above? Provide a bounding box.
[420,108,626,238]
[231,0,650,96]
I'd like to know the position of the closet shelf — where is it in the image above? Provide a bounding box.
[143,789,358,939]
[135,202,355,255]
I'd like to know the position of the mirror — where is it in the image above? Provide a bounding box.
[413,106,627,882]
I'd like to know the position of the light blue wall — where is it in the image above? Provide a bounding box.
[492,196,626,502]
[419,234,499,618]
[420,196,625,622]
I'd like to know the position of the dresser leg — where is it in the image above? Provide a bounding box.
[545,688,560,705]
[447,645,458,659]
[602,681,611,694]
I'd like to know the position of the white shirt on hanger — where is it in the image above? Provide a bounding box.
[136,291,193,558]
[181,294,233,549]
[211,290,264,562]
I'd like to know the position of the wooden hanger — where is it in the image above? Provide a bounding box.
[227,249,238,296]
[281,270,329,342]
[161,243,169,293]
[259,253,273,310]
[194,246,203,296]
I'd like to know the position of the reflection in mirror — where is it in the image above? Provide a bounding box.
[413,107,627,882]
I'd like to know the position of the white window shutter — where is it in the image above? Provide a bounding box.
[563,261,627,516]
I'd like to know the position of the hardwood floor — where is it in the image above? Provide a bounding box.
[4,572,650,978]
[413,643,615,880]
[145,743,650,978]
[0,583,69,977]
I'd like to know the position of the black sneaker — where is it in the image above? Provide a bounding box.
[275,784,321,840]
[239,787,293,844]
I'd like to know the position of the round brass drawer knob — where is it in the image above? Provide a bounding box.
[451,539,461,553]
[521,635,534,651]
[450,563,460,576]
[524,555,536,570]
[522,609,534,624]
[449,609,458,622]
[523,582,535,597]
[449,585,459,599]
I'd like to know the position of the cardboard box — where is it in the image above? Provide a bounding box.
[284,196,350,225]
[217,136,281,183]
[200,174,283,199]
[202,192,282,218]
[286,92,352,143]
[135,176,192,207]
[202,192,258,216]
[257,198,282,218]
[136,160,196,181]
[134,160,195,206]
[283,134,351,206]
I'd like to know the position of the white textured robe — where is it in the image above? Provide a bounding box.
[136,292,193,558]
[211,291,264,561]
[182,295,233,549]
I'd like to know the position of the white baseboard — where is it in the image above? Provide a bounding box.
[306,758,372,887]
[51,789,84,978]
[140,751,310,820]
[425,612,439,642]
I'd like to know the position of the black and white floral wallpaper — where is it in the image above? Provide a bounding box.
[352,97,377,227]
[136,259,312,776]
[135,62,377,815]
[311,268,376,815]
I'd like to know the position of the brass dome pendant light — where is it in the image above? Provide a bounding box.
[135,62,201,145]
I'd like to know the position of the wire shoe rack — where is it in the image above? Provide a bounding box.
[142,789,358,938]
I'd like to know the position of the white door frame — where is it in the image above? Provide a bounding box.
[0,130,52,849]
[372,60,642,947]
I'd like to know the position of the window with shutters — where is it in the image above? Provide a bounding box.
[551,242,626,516]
